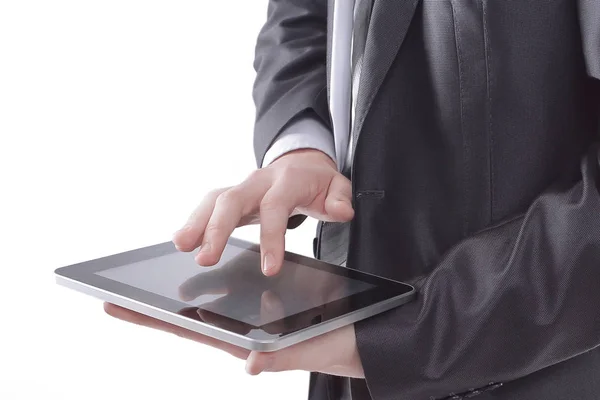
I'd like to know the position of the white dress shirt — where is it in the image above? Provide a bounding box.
[262,0,358,171]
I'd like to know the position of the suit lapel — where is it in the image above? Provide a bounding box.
[352,0,421,143]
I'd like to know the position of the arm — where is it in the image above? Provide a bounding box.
[253,0,332,167]
[358,143,600,399]
[355,5,600,399]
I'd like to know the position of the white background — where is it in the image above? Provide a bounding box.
[0,2,317,399]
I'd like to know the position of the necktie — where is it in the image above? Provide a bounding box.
[352,0,372,74]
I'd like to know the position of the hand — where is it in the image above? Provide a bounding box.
[172,149,354,276]
[104,303,365,378]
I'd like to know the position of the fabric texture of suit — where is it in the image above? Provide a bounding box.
[253,1,600,399]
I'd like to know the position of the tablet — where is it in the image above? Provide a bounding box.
[55,237,416,352]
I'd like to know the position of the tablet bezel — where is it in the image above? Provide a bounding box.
[55,237,416,351]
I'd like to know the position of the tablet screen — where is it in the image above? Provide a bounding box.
[96,244,375,327]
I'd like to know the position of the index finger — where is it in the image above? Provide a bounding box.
[172,188,226,252]
[259,182,304,276]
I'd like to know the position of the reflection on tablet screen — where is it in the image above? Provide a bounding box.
[97,245,375,327]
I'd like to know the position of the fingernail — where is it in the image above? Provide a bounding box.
[263,253,275,274]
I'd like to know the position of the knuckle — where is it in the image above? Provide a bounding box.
[307,180,321,200]
[207,188,226,200]
[260,229,278,240]
[275,164,299,180]
[282,164,299,177]
[260,222,286,240]
[246,169,264,182]
[259,196,282,213]
[216,189,240,208]
[204,223,224,237]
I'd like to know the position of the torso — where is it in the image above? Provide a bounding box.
[315,1,600,399]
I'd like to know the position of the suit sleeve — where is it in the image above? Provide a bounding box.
[252,0,331,167]
[354,4,600,400]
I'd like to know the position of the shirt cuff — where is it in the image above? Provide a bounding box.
[261,116,337,168]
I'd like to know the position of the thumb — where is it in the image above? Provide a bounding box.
[244,325,362,377]
[244,346,311,376]
[324,174,354,222]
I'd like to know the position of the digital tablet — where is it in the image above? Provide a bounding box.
[55,237,416,352]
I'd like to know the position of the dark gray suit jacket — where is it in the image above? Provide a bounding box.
[252,1,600,399]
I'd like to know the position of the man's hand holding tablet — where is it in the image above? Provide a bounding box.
[56,149,414,377]
[105,149,364,377]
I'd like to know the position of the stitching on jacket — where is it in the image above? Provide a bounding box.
[436,381,504,400]
[356,190,385,199]
[482,0,495,222]
[314,84,327,103]
[450,1,470,238]
[314,84,332,126]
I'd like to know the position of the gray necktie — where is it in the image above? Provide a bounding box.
[352,0,373,72]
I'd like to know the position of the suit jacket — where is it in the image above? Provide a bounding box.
[253,1,600,399]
